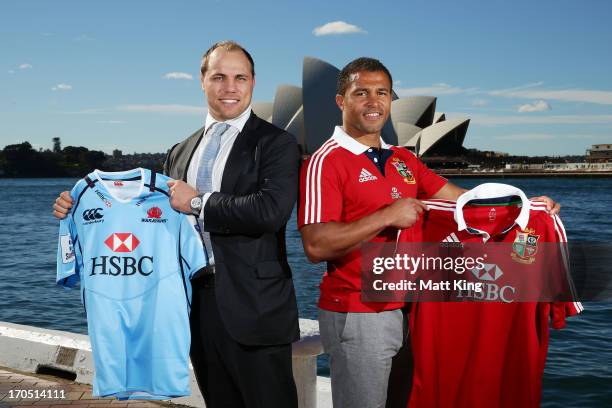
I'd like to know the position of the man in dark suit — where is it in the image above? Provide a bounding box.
[53,41,300,408]
[166,40,300,408]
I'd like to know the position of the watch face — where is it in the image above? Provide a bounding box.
[191,196,202,208]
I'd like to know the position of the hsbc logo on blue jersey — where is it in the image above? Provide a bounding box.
[94,189,112,208]
[90,233,153,277]
[105,233,140,252]
[455,263,516,303]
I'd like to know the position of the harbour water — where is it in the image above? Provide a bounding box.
[0,177,610,407]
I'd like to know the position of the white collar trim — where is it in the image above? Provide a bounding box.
[331,126,392,155]
[454,183,531,241]
[204,105,252,134]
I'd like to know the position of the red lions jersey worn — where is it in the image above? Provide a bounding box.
[399,183,582,408]
[298,126,447,312]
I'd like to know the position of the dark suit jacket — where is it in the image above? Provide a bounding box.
[163,112,300,346]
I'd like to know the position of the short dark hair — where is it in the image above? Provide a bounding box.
[336,57,393,96]
[200,40,255,77]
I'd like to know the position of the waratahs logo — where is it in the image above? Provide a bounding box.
[147,207,162,218]
[142,206,167,223]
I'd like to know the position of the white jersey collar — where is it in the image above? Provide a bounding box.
[455,183,530,241]
[331,126,392,155]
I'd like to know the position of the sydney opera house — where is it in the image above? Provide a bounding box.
[252,57,470,162]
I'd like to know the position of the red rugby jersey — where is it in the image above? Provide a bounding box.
[398,183,582,408]
[298,126,447,312]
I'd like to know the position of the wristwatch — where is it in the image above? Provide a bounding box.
[190,195,203,216]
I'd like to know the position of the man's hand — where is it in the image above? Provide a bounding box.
[300,197,427,263]
[168,180,199,214]
[53,191,73,219]
[531,196,561,215]
[381,197,428,229]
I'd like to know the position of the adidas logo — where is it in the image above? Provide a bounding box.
[443,232,460,243]
[359,168,378,183]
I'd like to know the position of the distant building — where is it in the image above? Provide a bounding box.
[586,144,612,163]
[113,149,123,158]
[52,137,61,153]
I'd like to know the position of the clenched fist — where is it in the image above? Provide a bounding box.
[167,180,199,214]
[382,197,427,229]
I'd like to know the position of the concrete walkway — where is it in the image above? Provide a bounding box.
[0,367,187,408]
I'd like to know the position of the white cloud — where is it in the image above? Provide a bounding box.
[496,133,555,141]
[74,34,94,41]
[61,108,107,114]
[450,112,612,126]
[490,83,612,105]
[471,99,489,107]
[19,64,32,70]
[517,100,551,113]
[163,72,193,80]
[313,21,367,36]
[490,82,544,94]
[395,83,475,97]
[116,104,205,115]
[52,83,72,91]
[96,120,125,124]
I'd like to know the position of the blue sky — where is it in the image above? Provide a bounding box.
[1,0,611,156]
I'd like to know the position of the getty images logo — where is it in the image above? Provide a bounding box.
[90,233,153,277]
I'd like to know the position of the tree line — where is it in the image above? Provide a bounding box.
[0,142,164,177]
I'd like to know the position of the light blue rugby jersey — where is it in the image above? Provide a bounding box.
[56,168,207,400]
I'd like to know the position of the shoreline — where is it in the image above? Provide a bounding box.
[3,171,612,179]
[441,171,612,178]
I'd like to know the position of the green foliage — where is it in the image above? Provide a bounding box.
[1,142,108,177]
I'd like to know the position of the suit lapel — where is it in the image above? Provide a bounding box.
[181,127,206,181]
[221,112,260,193]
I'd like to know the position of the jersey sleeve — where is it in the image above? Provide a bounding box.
[412,154,447,199]
[298,153,343,228]
[56,186,82,289]
[550,302,583,329]
[178,214,208,279]
[548,213,583,329]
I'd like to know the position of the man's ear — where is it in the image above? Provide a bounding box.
[335,94,344,112]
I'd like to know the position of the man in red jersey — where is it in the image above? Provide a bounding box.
[398,183,581,408]
[298,58,560,408]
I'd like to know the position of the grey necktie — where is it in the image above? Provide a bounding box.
[196,122,230,263]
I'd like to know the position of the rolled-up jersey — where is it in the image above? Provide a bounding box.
[56,168,207,400]
[398,183,582,408]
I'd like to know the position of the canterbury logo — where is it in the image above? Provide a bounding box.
[359,168,378,182]
[83,208,104,221]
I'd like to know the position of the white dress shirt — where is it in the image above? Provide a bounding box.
[186,106,252,261]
